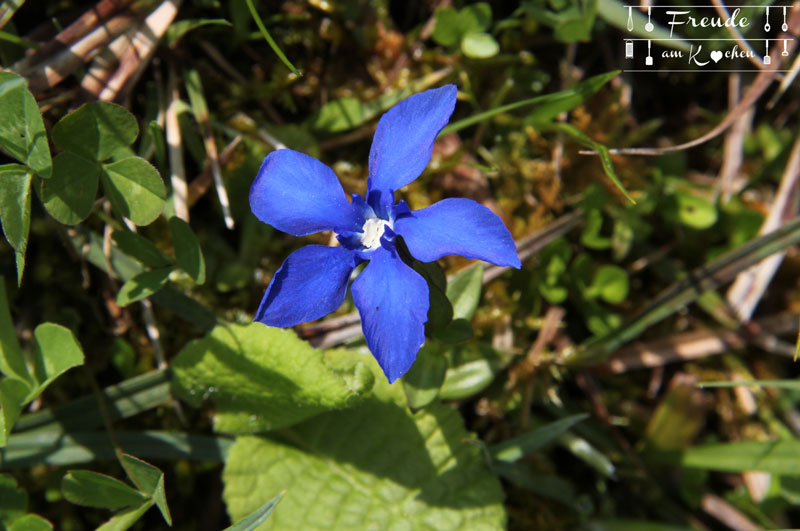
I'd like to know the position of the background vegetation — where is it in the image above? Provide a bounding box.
[0,0,799,529]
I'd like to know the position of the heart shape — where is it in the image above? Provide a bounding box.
[710,50,723,63]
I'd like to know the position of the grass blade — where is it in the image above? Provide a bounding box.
[244,0,299,75]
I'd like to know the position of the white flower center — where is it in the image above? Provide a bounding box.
[359,217,391,250]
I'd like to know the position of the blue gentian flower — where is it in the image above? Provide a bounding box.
[250,85,520,383]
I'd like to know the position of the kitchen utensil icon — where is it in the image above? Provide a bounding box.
[783,39,789,56]
[625,40,634,58]
[645,7,654,32]
[764,6,770,32]
[764,40,771,64]
[627,5,634,31]
[646,40,653,66]
[782,6,788,32]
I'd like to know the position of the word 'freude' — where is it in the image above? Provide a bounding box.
[666,8,748,37]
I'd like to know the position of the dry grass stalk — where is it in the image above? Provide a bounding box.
[166,66,188,222]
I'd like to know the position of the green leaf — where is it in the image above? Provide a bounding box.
[492,462,576,507]
[224,491,284,531]
[96,500,154,531]
[588,265,629,304]
[61,470,147,509]
[101,157,166,226]
[222,365,506,529]
[410,260,453,334]
[439,359,494,400]
[8,514,53,531]
[0,473,27,524]
[0,280,28,384]
[0,379,28,447]
[310,88,413,134]
[52,102,138,162]
[116,268,173,307]
[112,231,171,269]
[446,264,484,320]
[442,70,619,136]
[168,217,206,284]
[0,73,51,178]
[0,164,31,284]
[673,191,718,230]
[39,151,100,225]
[461,32,499,58]
[649,439,800,475]
[459,2,492,33]
[172,324,375,433]
[543,122,635,204]
[402,344,448,411]
[243,0,299,75]
[120,454,171,526]
[490,414,589,463]
[164,18,231,45]
[432,7,461,46]
[29,323,85,401]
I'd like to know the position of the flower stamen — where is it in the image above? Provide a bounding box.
[360,217,391,250]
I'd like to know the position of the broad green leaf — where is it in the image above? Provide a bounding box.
[435,318,474,344]
[588,265,629,304]
[0,378,29,447]
[39,151,100,225]
[490,414,589,463]
[102,157,166,226]
[673,192,718,230]
[411,260,453,334]
[96,500,154,531]
[439,359,494,400]
[0,73,51,178]
[459,2,492,33]
[112,231,171,269]
[223,363,506,529]
[442,70,620,136]
[403,344,448,411]
[120,454,171,526]
[172,324,375,433]
[0,474,27,524]
[29,323,85,401]
[61,470,147,509]
[461,32,498,58]
[446,264,484,320]
[168,217,206,284]
[8,514,53,531]
[0,280,29,383]
[116,268,173,307]
[0,165,31,284]
[224,492,284,531]
[52,102,138,162]
[432,7,461,46]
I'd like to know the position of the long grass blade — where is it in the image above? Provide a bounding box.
[244,0,299,75]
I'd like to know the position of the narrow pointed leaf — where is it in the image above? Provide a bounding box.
[112,231,171,269]
[0,379,29,447]
[0,280,29,383]
[0,165,30,284]
[490,414,589,463]
[96,500,154,531]
[446,264,484,320]
[120,454,171,526]
[61,470,147,509]
[224,491,284,531]
[116,268,173,307]
[8,514,53,531]
[168,217,206,284]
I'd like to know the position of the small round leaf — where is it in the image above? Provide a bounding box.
[101,156,166,226]
[53,102,138,162]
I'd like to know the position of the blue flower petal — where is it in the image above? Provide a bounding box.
[367,85,457,214]
[250,149,361,236]
[255,245,356,327]
[351,246,429,383]
[394,198,521,267]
